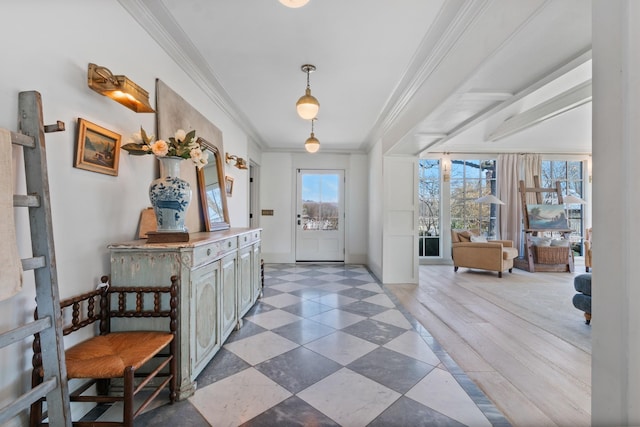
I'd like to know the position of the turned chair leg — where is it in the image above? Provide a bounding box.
[585,312,591,325]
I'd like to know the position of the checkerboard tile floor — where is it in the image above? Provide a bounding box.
[133,264,511,426]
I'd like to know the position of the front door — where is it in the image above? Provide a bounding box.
[295,169,345,262]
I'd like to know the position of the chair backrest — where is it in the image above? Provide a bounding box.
[451,229,480,243]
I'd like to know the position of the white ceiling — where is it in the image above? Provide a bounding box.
[121,0,592,155]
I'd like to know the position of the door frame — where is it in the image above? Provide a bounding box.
[295,168,345,262]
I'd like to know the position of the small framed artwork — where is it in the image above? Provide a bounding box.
[74,118,121,176]
[225,176,234,197]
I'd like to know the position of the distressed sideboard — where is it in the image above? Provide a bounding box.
[108,228,262,400]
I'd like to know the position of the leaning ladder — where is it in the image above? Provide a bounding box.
[0,91,71,426]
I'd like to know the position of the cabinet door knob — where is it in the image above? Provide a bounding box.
[207,248,212,256]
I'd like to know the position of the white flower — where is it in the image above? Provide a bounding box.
[190,147,209,169]
[174,129,187,142]
[151,140,169,157]
[127,131,143,145]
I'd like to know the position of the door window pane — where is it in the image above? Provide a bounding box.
[301,174,339,231]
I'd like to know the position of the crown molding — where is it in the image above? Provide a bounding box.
[362,0,489,150]
[118,0,266,149]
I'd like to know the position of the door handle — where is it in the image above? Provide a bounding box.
[297,220,301,225]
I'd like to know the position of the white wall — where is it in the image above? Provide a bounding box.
[382,156,419,284]
[592,0,640,424]
[368,140,383,279]
[0,2,249,424]
[260,151,368,264]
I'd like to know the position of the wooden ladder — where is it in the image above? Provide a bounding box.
[0,91,71,426]
[518,175,573,272]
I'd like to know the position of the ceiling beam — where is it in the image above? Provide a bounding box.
[487,80,592,141]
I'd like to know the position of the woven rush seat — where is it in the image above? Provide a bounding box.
[65,332,173,379]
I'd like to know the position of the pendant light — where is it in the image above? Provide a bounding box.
[279,0,310,7]
[296,64,320,120]
[305,118,320,153]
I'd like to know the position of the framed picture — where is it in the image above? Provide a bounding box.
[74,118,121,176]
[526,204,570,230]
[225,176,234,197]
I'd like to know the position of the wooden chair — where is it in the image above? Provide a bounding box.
[31,276,178,427]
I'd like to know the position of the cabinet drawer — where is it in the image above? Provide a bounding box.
[239,230,261,247]
[193,238,237,267]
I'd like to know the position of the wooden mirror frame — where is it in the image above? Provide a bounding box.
[197,137,230,231]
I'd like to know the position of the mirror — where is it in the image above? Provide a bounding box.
[197,137,230,231]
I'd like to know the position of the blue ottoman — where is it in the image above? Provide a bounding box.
[572,273,592,324]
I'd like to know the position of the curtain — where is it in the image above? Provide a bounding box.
[497,154,521,250]
[524,154,542,205]
[497,153,541,255]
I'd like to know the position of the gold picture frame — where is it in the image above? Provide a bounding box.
[225,176,234,197]
[74,118,121,176]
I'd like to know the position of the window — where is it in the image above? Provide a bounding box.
[541,160,585,253]
[450,159,497,236]
[418,159,440,256]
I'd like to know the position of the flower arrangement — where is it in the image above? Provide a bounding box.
[121,127,209,169]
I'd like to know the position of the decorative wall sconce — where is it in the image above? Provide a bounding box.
[279,0,310,7]
[225,153,248,170]
[296,64,320,120]
[87,63,154,113]
[305,118,320,153]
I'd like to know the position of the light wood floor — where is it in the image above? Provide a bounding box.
[388,262,591,427]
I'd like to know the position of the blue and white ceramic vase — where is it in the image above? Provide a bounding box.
[149,156,192,232]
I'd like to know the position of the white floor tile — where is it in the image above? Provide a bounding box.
[260,293,303,308]
[304,331,377,365]
[309,308,364,329]
[245,308,302,330]
[224,331,299,365]
[298,368,400,426]
[363,293,396,308]
[270,282,308,293]
[190,368,292,427]
[383,330,441,366]
[357,282,384,293]
[312,293,357,308]
[316,283,352,293]
[371,309,413,330]
[406,367,492,427]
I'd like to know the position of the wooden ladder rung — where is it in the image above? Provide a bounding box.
[13,194,40,208]
[0,317,51,349]
[0,378,57,424]
[21,256,46,271]
[10,130,35,148]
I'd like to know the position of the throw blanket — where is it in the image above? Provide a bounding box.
[0,128,23,300]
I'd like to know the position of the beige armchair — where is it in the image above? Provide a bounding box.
[584,227,592,272]
[451,229,519,278]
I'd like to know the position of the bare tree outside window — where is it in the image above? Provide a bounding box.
[450,159,497,236]
[418,160,440,256]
